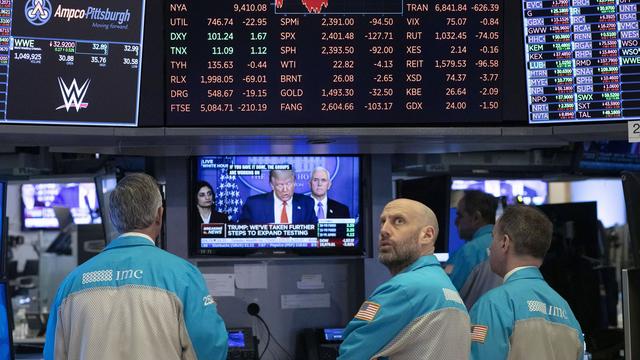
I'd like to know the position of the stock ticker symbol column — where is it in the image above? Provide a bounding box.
[0,0,11,120]
[524,0,575,123]
[167,2,191,114]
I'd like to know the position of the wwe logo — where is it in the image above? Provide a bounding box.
[56,78,90,112]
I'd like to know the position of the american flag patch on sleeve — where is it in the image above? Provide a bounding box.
[354,301,381,322]
[470,325,488,343]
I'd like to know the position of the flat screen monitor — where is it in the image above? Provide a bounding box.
[579,141,640,175]
[0,280,14,360]
[0,0,146,126]
[21,182,101,230]
[190,155,363,256]
[623,268,640,360]
[165,0,506,126]
[521,0,640,124]
[94,174,119,242]
[451,178,548,206]
[537,201,601,259]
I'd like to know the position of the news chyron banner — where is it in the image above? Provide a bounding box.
[1,0,145,126]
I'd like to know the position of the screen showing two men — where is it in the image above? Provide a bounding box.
[192,156,360,255]
[21,182,101,229]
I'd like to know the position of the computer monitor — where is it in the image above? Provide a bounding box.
[227,327,256,358]
[623,268,640,360]
[0,280,14,360]
[21,181,101,230]
[622,172,640,266]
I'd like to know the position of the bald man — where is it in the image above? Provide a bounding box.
[339,199,471,360]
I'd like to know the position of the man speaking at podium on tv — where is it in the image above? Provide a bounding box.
[239,169,317,224]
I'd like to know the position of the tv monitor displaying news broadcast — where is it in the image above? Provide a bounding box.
[21,182,101,230]
[190,155,362,256]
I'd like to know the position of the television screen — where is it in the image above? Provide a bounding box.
[190,155,362,256]
[451,179,548,206]
[578,141,640,174]
[1,0,146,126]
[21,182,101,230]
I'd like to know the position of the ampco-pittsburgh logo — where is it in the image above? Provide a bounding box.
[56,78,90,112]
[25,0,52,26]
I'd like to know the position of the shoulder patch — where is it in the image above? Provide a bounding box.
[354,301,380,322]
[82,270,113,284]
[442,288,464,305]
[203,294,216,306]
[471,325,488,343]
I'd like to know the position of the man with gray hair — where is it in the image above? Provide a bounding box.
[240,168,317,224]
[44,173,228,360]
[469,205,583,359]
[309,166,350,219]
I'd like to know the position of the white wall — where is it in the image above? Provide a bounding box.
[570,179,626,228]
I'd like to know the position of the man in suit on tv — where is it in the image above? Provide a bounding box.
[239,169,317,224]
[309,166,350,219]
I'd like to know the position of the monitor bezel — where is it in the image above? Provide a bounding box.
[188,154,369,258]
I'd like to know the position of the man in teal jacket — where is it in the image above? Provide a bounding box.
[44,173,228,360]
[470,205,583,360]
[446,190,501,309]
[339,199,470,360]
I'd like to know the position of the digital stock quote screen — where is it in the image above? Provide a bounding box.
[166,0,504,126]
[523,0,640,124]
[1,0,145,126]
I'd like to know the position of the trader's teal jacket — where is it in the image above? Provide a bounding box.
[44,234,228,360]
[339,255,470,360]
[470,267,583,360]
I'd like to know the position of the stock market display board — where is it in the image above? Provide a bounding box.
[1,0,145,126]
[523,0,640,124]
[166,0,504,126]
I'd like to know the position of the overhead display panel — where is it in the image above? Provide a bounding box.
[166,0,504,126]
[1,0,145,126]
[523,0,640,124]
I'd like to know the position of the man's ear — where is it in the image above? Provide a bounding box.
[502,233,511,252]
[156,206,164,225]
[419,225,435,247]
[472,210,483,225]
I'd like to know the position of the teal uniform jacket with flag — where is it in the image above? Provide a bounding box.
[44,235,228,360]
[338,255,471,360]
[469,267,583,360]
